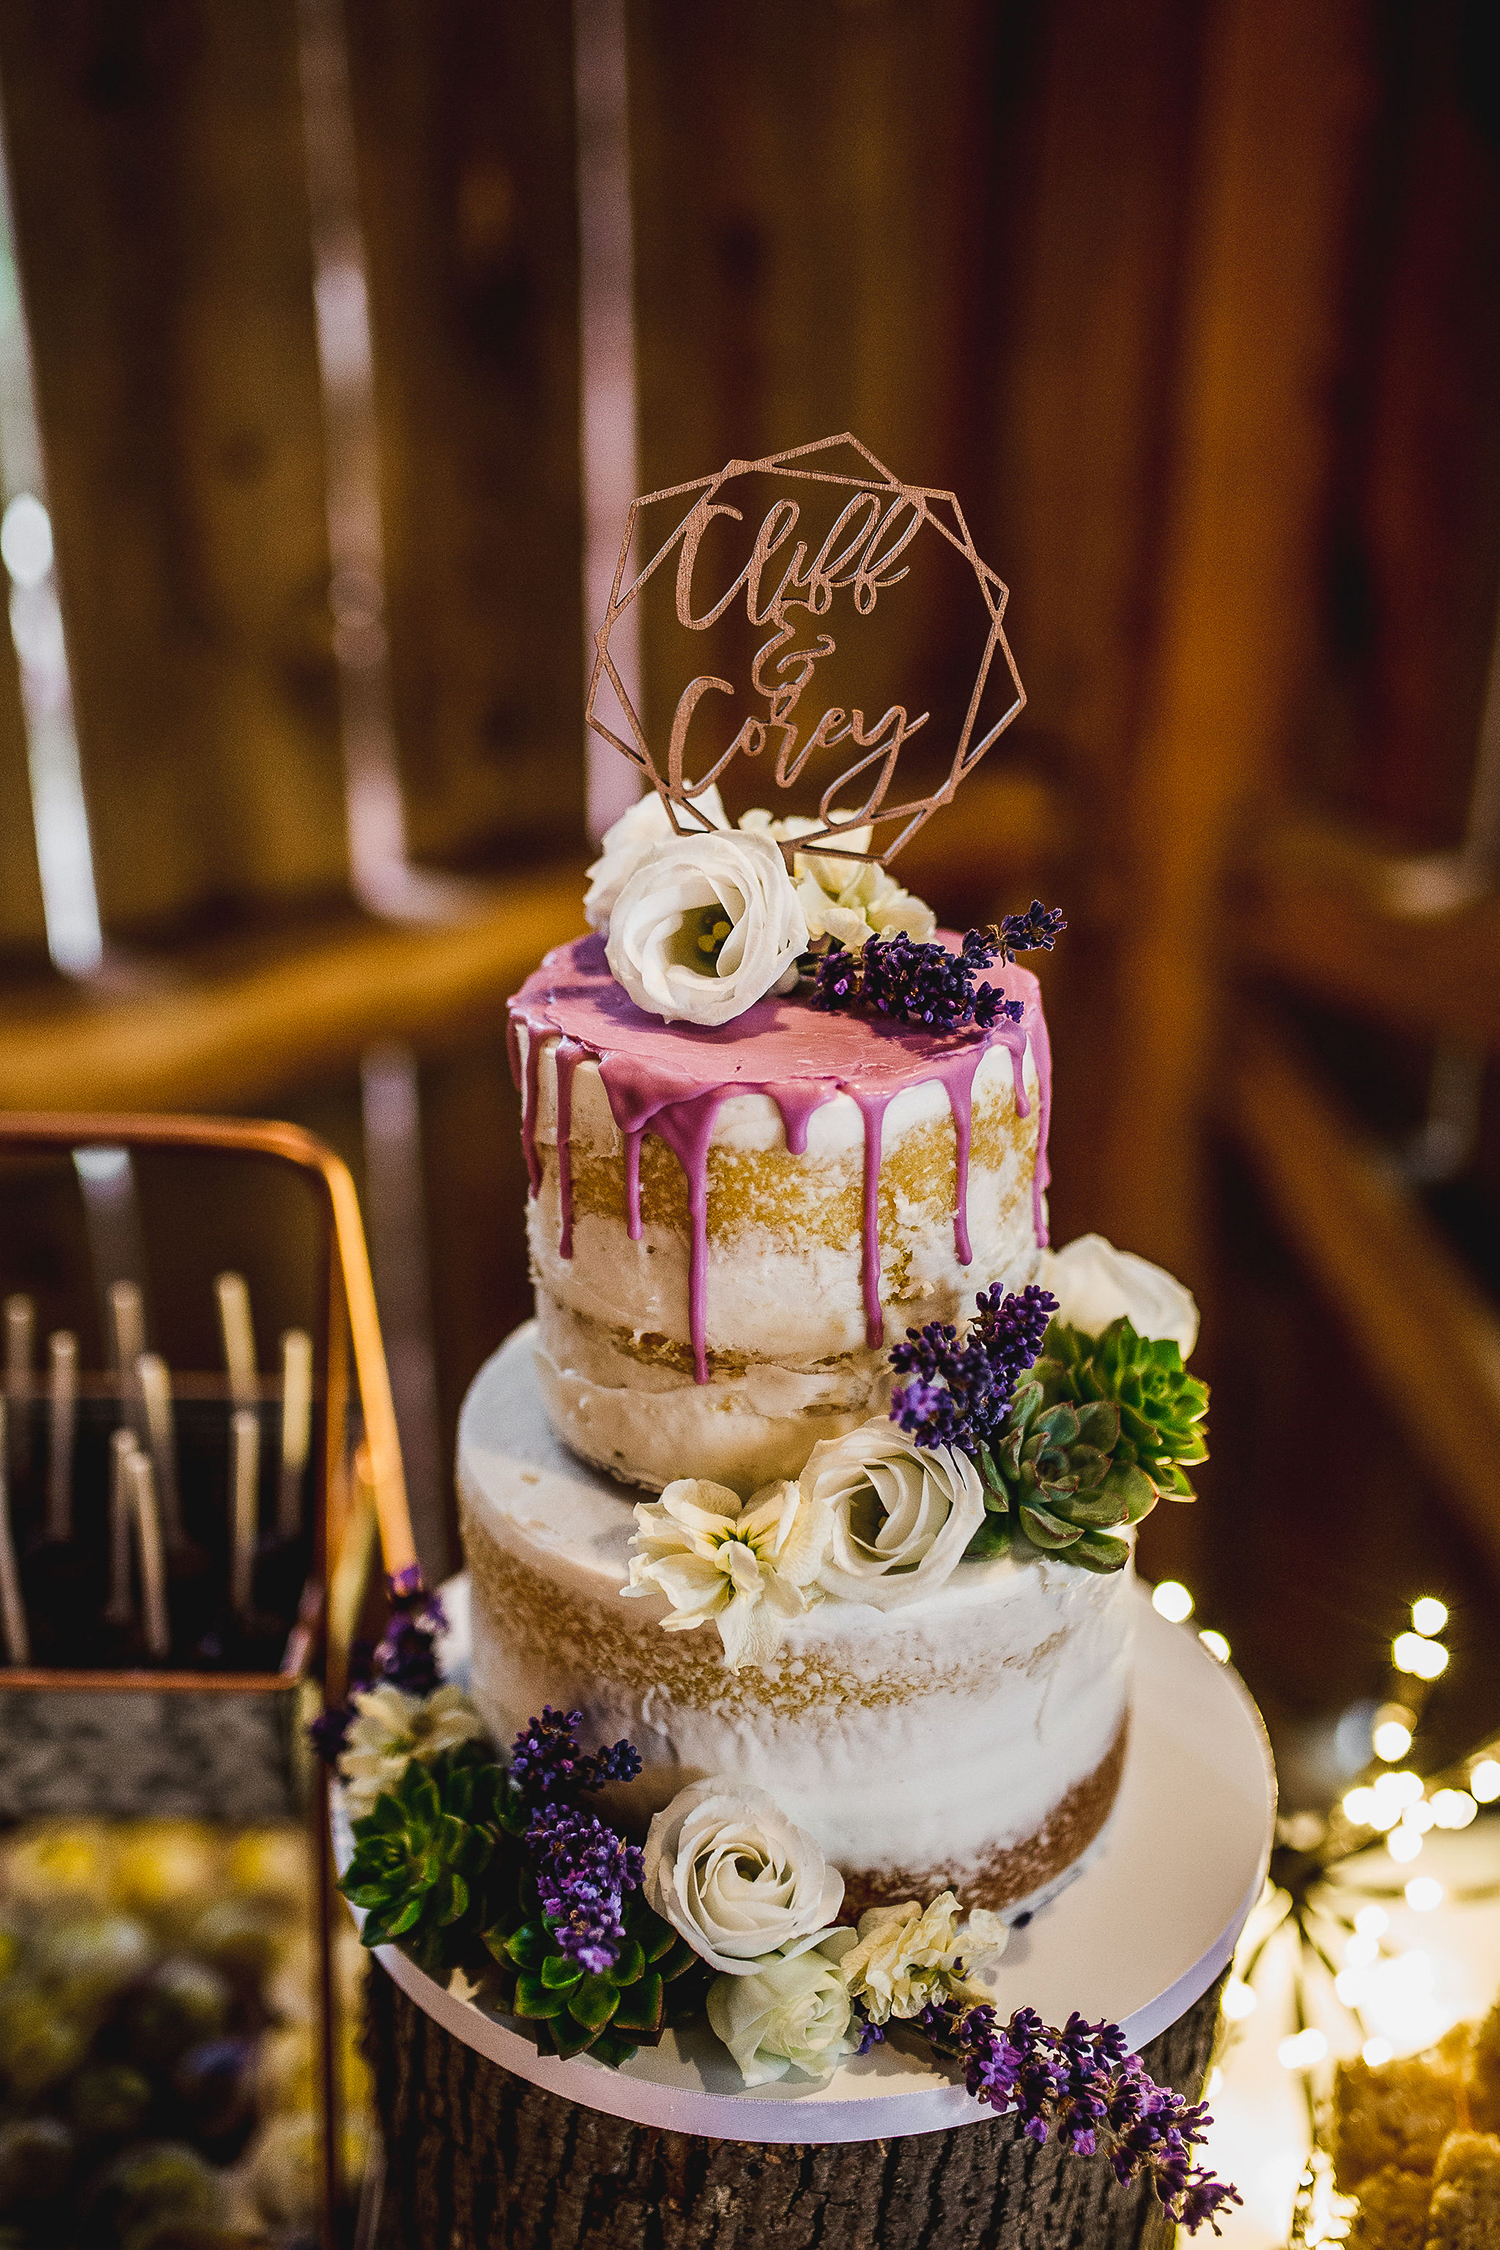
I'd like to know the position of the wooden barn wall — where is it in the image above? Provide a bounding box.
[0,622,44,961]
[341,1,585,875]
[0,2,1497,1602]
[0,0,348,943]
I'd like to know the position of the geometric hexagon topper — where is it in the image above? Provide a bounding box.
[584,433,1025,867]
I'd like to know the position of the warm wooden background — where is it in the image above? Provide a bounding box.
[1,0,1499,1794]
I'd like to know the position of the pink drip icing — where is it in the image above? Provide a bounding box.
[504,934,1054,1382]
[520,1023,544,1196]
[848,1090,893,1345]
[1027,994,1053,1247]
[599,1061,729,1383]
[553,1040,585,1258]
[623,1131,643,1240]
[934,1046,988,1268]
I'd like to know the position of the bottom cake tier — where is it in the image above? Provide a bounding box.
[457,1324,1134,1915]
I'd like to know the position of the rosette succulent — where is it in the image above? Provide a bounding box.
[1034,1316,1209,1499]
[341,1744,517,1975]
[484,1892,706,2064]
[968,1314,1209,1572]
[972,1388,1154,1572]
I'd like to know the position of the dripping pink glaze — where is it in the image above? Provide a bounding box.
[552,1040,585,1259]
[506,934,1050,1383]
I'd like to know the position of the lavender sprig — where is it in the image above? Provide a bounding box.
[308,1579,449,1766]
[526,1801,645,1975]
[930,2002,1239,2234]
[807,904,1064,1034]
[509,1705,643,1803]
[997,900,1067,962]
[890,1283,1057,1453]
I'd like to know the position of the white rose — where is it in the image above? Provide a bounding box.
[622,1476,832,1672]
[643,1777,844,1975]
[802,1419,985,1610]
[1034,1233,1199,1358]
[583,784,728,934]
[706,1942,857,2086]
[605,828,809,1028]
[739,809,935,948]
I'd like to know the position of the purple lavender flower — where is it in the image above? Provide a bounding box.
[308,1583,449,1766]
[509,1707,643,1803]
[926,2003,1239,2234]
[807,906,1062,1034]
[889,1283,1058,1453]
[526,1801,645,1974]
[973,1281,1057,1395]
[308,1701,355,1767]
[997,901,1067,961]
[368,1591,449,1697]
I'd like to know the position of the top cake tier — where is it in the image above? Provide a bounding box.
[508,933,1051,1492]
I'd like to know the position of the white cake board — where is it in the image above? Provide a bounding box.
[336,1569,1275,2145]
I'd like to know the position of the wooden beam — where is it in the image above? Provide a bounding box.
[1096,0,1372,1280]
[1227,1009,1500,1582]
[0,863,587,1115]
[1240,813,1500,1048]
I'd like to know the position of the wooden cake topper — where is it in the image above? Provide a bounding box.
[584,433,1025,867]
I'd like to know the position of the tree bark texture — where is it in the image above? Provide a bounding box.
[367,1965,1227,2250]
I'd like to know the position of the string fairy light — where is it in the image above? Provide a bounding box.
[1220,1573,1500,2250]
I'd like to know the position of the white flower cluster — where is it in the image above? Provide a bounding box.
[583,790,934,1028]
[645,1777,1007,2086]
[625,1421,983,1669]
[337,1682,487,1820]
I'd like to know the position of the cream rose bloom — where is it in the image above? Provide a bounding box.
[738,809,935,949]
[583,784,727,934]
[1034,1233,1199,1358]
[802,1419,985,1610]
[623,1476,832,1671]
[643,1778,844,1975]
[706,1941,857,2086]
[830,1891,1008,2025]
[337,1683,487,1820]
[605,828,808,1027]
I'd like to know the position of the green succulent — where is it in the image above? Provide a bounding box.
[971,1388,1155,1572]
[965,1316,1207,1574]
[341,1743,518,1976]
[483,1891,707,2064]
[1035,1316,1209,1498]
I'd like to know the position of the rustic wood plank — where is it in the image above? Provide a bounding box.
[1227,1008,1500,1582]
[1302,3,1500,851]
[0,626,47,961]
[341,1,586,873]
[1240,813,1500,1049]
[625,0,998,802]
[1093,0,1373,1281]
[965,0,1205,1250]
[0,0,347,939]
[367,1963,1222,2250]
[0,862,587,1113]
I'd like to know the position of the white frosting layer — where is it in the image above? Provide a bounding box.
[459,1328,1134,1888]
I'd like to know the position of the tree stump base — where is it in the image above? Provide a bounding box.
[367,1964,1228,2250]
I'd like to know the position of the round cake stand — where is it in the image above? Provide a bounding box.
[346,1591,1273,2249]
